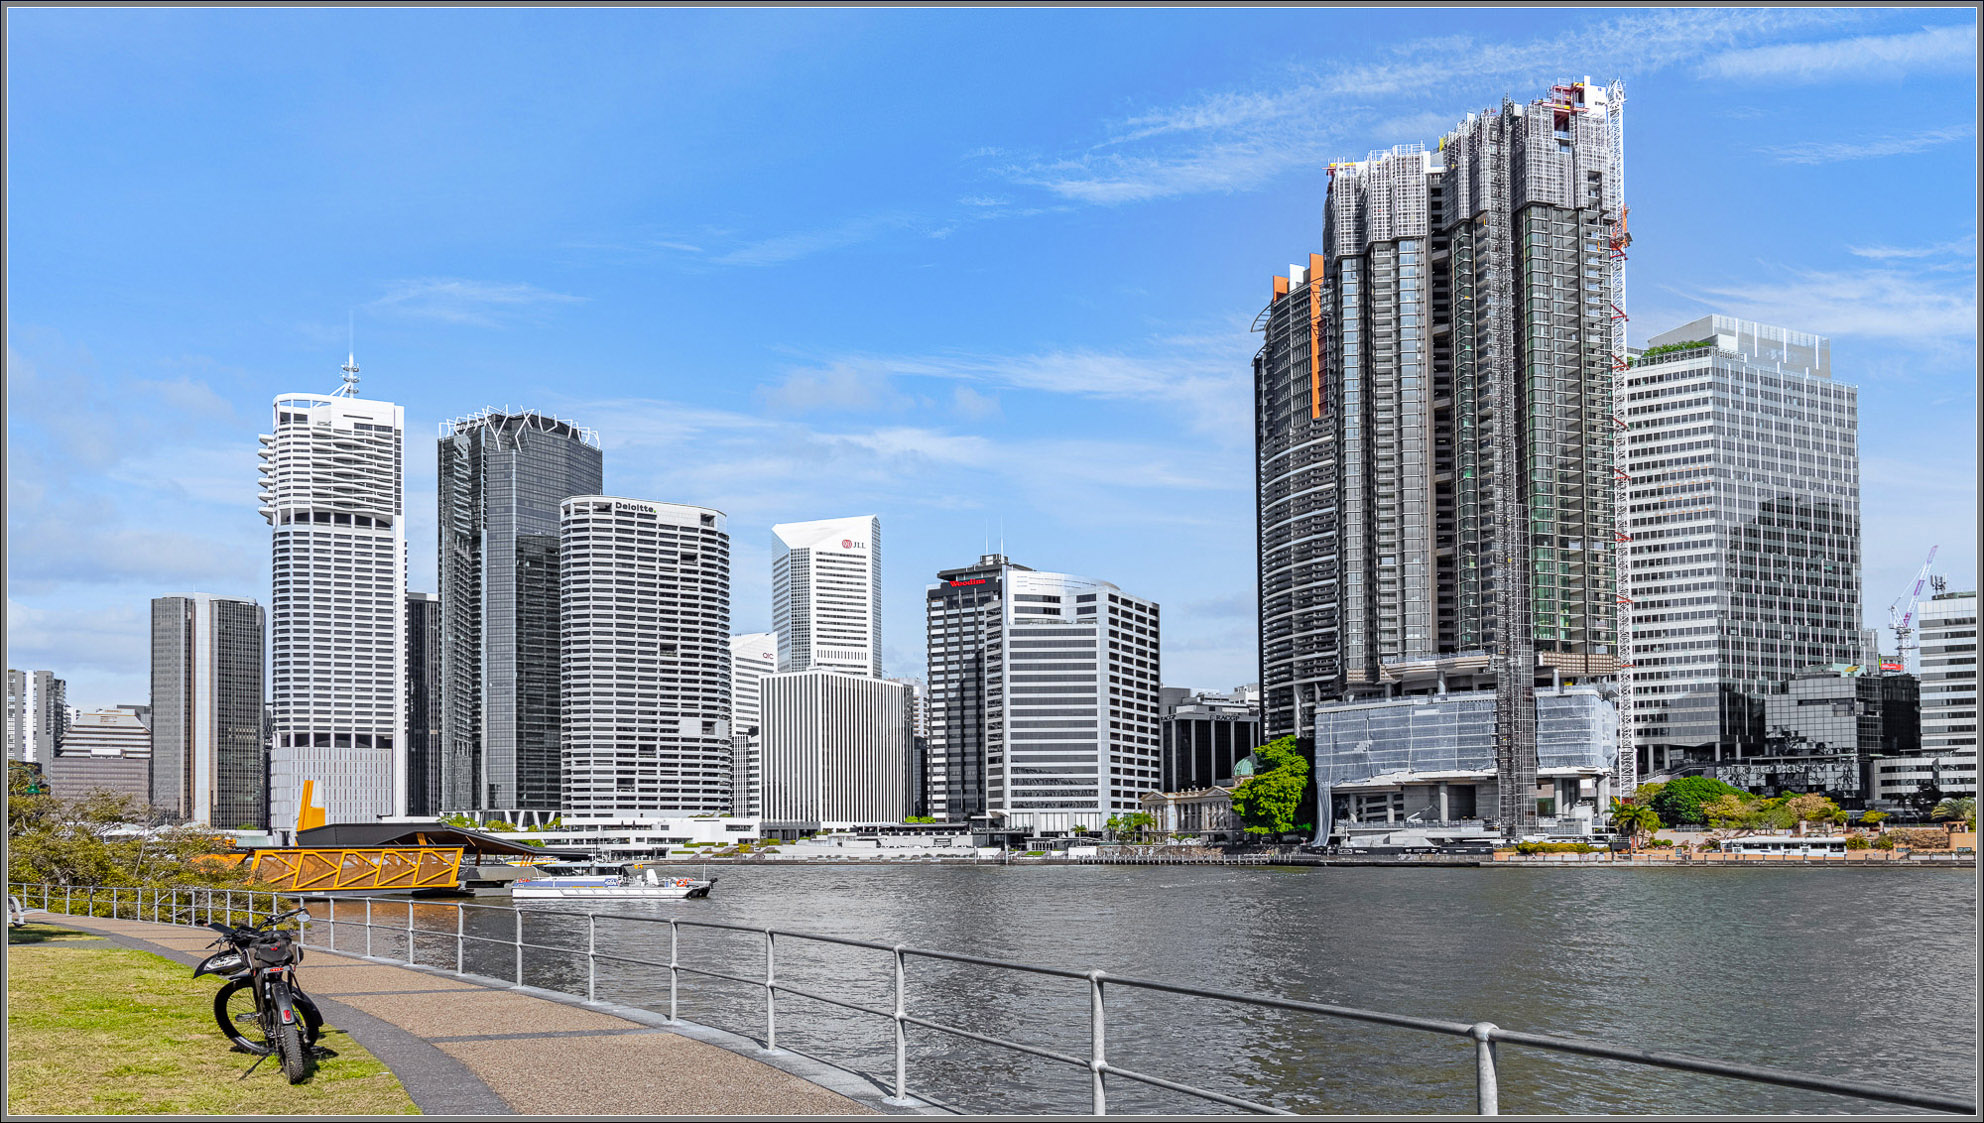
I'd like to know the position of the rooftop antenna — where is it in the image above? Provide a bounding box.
[334,312,361,398]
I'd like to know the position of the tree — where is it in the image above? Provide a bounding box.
[1907,782,1945,815]
[1931,797,1976,829]
[1781,793,1843,834]
[1701,793,1755,831]
[1649,776,1748,827]
[1229,736,1309,838]
[1609,799,1661,848]
[1858,809,1888,828]
[8,787,260,890]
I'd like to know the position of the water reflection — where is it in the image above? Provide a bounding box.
[307,866,1977,1115]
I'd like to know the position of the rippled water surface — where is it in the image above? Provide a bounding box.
[321,865,1978,1115]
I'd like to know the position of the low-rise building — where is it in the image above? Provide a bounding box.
[1139,786,1241,841]
[1159,686,1261,792]
[44,707,152,803]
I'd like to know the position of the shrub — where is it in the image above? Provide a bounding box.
[1845,835,1870,850]
[1873,834,1897,851]
[1514,841,1596,855]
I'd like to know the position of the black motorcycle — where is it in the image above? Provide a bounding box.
[195,907,323,1083]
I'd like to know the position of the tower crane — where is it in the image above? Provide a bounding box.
[1888,545,1939,659]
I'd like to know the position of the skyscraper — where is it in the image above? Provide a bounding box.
[1918,590,1978,761]
[772,516,882,676]
[260,359,407,831]
[405,591,443,817]
[759,670,912,833]
[151,593,267,827]
[560,496,732,817]
[925,553,1026,821]
[5,669,66,763]
[1255,80,1626,834]
[437,409,604,821]
[1621,315,1861,775]
[729,632,777,817]
[925,555,1161,833]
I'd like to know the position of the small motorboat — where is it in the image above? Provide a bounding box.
[512,866,718,900]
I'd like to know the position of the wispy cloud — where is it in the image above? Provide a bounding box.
[1699,23,1976,82]
[1766,123,1974,165]
[369,277,583,326]
[1846,235,1976,262]
[711,213,920,267]
[1678,264,1978,343]
[998,8,1863,205]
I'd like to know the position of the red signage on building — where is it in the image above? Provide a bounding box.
[949,578,986,587]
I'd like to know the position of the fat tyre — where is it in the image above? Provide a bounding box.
[271,986,313,1084]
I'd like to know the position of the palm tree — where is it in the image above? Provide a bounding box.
[1609,800,1661,849]
[1930,797,1977,829]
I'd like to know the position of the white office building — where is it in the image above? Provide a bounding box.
[5,669,66,764]
[982,569,1162,836]
[561,497,732,817]
[772,516,881,676]
[760,669,912,833]
[259,362,407,831]
[729,632,777,816]
[1918,590,1977,758]
[1619,316,1861,776]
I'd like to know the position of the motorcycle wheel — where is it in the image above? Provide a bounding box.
[268,981,314,1084]
[212,979,270,1055]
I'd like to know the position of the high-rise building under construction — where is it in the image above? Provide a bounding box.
[1255,80,1626,836]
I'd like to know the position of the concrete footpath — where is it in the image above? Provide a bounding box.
[41,911,936,1118]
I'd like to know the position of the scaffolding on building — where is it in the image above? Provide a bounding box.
[1602,81,1633,805]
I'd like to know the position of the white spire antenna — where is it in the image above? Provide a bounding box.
[333,312,361,397]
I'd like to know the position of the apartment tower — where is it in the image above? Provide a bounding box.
[560,497,733,816]
[437,408,603,821]
[1255,80,1625,834]
[260,360,406,830]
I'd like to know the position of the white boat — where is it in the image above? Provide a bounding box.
[512,866,718,900]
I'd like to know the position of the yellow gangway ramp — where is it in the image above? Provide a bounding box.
[249,847,463,892]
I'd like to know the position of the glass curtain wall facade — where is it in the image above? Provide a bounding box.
[925,554,1028,821]
[438,409,603,820]
[404,591,443,816]
[151,593,266,827]
[1620,315,1860,773]
[772,516,882,676]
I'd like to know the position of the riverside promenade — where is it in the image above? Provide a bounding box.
[40,911,928,1117]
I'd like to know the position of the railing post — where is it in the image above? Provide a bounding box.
[893,945,909,1104]
[406,898,416,966]
[455,903,464,975]
[514,908,524,987]
[65,885,72,916]
[764,930,777,1051]
[1471,1022,1501,1115]
[1089,970,1107,1115]
[365,897,374,957]
[111,887,118,919]
[587,913,597,1004]
[668,921,679,1023]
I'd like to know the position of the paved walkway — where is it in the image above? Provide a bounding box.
[39,911,921,1117]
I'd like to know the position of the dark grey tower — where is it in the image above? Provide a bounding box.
[924,554,1030,822]
[437,409,603,822]
[405,591,443,816]
[150,594,266,827]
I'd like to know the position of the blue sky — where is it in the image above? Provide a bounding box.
[7,8,1978,710]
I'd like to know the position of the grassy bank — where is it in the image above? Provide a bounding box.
[6,923,417,1116]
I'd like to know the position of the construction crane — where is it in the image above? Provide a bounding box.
[1888,545,1940,659]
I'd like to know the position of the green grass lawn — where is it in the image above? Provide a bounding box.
[7,923,418,1115]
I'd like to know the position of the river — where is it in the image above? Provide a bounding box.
[334,864,1978,1115]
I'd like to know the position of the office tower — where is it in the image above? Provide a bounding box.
[1918,591,1978,757]
[260,360,407,831]
[1159,687,1263,792]
[44,707,151,803]
[925,554,1027,821]
[927,556,1161,834]
[405,592,443,817]
[729,632,777,817]
[5,669,66,763]
[886,676,930,817]
[1256,80,1625,834]
[759,670,911,832]
[437,409,604,821]
[1620,316,1861,776]
[560,497,732,816]
[772,516,882,676]
[151,593,266,827]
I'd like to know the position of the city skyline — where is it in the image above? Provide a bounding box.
[7,9,1978,711]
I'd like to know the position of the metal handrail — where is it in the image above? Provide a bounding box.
[12,881,1977,1117]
